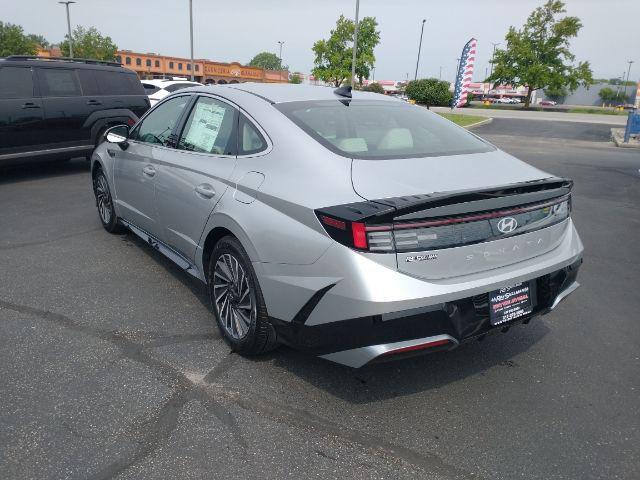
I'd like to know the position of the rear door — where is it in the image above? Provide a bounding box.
[0,65,46,158]
[154,95,239,260]
[36,66,89,147]
[112,94,191,237]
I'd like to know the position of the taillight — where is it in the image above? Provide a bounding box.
[316,194,570,254]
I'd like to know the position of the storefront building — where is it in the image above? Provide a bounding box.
[117,50,288,84]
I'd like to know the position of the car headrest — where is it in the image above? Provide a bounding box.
[377,128,414,150]
[335,137,368,152]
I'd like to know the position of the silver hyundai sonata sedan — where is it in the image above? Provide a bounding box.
[91,83,583,367]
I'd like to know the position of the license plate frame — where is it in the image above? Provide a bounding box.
[489,281,534,326]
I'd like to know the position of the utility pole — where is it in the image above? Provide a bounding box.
[189,0,194,81]
[371,66,375,82]
[489,42,500,77]
[439,66,442,80]
[414,19,426,81]
[350,0,360,87]
[58,1,75,58]
[624,60,634,102]
[277,41,284,68]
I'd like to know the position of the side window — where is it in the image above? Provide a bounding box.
[132,95,190,146]
[37,68,81,97]
[177,96,237,155]
[77,69,100,95]
[96,71,143,95]
[0,67,34,98]
[239,114,267,155]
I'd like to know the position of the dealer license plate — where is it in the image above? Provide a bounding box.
[489,282,533,326]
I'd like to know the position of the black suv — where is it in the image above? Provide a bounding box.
[0,56,150,166]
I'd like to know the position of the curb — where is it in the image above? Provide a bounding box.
[465,117,493,129]
[611,128,640,148]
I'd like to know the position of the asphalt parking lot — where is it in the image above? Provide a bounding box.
[1,119,639,480]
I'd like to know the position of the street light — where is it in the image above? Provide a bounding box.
[624,60,634,103]
[489,42,500,77]
[58,1,75,58]
[350,0,360,87]
[189,0,194,81]
[277,41,284,67]
[414,19,426,81]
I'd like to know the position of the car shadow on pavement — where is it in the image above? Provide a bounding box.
[116,215,551,405]
[264,322,550,404]
[0,158,90,185]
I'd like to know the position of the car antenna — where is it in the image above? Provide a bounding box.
[333,85,352,98]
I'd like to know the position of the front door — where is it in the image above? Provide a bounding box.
[112,94,191,236]
[0,66,46,158]
[155,95,239,260]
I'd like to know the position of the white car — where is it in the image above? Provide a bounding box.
[141,78,203,106]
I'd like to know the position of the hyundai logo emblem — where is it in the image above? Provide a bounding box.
[497,217,518,234]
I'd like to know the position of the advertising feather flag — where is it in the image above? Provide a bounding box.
[452,38,477,109]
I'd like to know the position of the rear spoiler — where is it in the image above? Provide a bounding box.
[316,177,572,224]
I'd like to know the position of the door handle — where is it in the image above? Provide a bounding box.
[195,183,216,198]
[142,165,156,177]
[22,102,41,109]
[86,99,102,105]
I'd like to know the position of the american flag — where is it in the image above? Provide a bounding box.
[452,38,477,109]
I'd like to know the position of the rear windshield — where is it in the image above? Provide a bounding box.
[165,82,197,92]
[276,100,494,159]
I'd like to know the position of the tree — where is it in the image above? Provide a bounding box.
[363,82,385,94]
[289,72,302,84]
[598,87,626,105]
[248,51,285,71]
[544,85,568,103]
[405,78,452,106]
[0,22,38,56]
[487,0,592,107]
[26,34,50,49]
[312,15,380,87]
[59,26,117,61]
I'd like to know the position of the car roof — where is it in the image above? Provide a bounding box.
[0,56,126,72]
[181,82,402,105]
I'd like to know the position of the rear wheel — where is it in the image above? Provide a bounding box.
[208,236,278,355]
[94,170,124,233]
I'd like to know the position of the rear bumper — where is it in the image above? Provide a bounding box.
[270,256,582,367]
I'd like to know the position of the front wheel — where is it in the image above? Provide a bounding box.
[94,170,124,233]
[208,236,278,355]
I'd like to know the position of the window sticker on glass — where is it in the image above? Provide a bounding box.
[182,101,226,153]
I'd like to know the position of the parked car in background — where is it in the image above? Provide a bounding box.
[141,78,203,106]
[495,97,512,104]
[0,56,149,166]
[539,100,557,106]
[91,84,583,368]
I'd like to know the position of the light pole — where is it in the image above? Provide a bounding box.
[489,42,500,77]
[623,60,634,102]
[277,41,284,68]
[189,0,194,81]
[58,1,75,58]
[371,66,375,82]
[414,19,426,81]
[350,0,360,87]
[439,66,442,80]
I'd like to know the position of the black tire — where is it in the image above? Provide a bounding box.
[93,169,125,233]
[207,236,278,355]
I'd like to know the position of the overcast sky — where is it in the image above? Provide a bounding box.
[6,0,639,82]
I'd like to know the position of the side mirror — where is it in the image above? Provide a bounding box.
[105,125,130,146]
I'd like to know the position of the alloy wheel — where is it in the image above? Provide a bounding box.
[212,253,256,340]
[95,175,113,225]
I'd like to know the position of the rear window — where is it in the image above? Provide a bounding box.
[95,70,144,95]
[37,68,81,97]
[276,100,494,160]
[165,82,197,93]
[142,83,161,95]
[0,67,34,98]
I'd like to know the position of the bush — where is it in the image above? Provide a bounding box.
[363,82,385,94]
[405,78,452,106]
